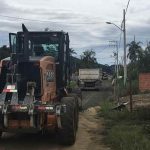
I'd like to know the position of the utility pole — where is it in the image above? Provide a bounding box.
[109,41,119,79]
[106,8,127,86]
[116,42,119,79]
[123,9,127,86]
[109,41,119,102]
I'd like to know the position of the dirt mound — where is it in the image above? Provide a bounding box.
[86,106,100,115]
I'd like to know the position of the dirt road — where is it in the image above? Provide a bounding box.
[0,82,112,150]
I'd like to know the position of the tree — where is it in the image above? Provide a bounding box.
[0,45,10,60]
[69,48,78,73]
[80,49,98,68]
[139,42,150,72]
[127,41,143,80]
[145,42,150,52]
[69,48,77,56]
[127,41,143,63]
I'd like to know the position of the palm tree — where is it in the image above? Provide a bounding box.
[145,42,150,52]
[127,41,143,63]
[139,42,150,72]
[69,48,76,55]
[80,49,98,68]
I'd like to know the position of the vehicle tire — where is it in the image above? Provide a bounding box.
[0,131,2,138]
[68,93,82,111]
[59,97,77,145]
[67,94,79,130]
[78,97,83,111]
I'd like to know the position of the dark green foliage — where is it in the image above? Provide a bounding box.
[124,41,150,95]
[80,49,99,68]
[0,45,10,60]
[127,41,150,76]
[70,49,113,74]
[139,44,150,73]
[127,41,143,63]
[70,56,81,73]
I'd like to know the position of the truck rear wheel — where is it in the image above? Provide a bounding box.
[59,97,77,145]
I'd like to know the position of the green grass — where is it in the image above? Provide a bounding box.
[100,100,150,150]
[107,125,150,150]
[67,81,78,89]
[118,79,139,97]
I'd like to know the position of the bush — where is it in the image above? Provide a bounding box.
[67,81,78,89]
[118,79,139,97]
[108,125,150,150]
[101,101,129,121]
[101,100,150,150]
[131,80,139,95]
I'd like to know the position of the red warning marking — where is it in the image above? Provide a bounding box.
[3,89,10,92]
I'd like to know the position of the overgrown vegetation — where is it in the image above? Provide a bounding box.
[67,81,78,89]
[100,100,150,150]
[113,40,150,97]
[0,45,10,60]
[118,79,139,97]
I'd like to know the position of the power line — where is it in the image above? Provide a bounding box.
[0,15,52,23]
[119,0,131,29]
[118,0,131,49]
[125,0,131,15]
[0,14,120,24]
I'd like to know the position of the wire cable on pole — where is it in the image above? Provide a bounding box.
[125,0,131,14]
[118,0,131,50]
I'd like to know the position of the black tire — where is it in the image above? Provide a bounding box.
[68,94,79,129]
[78,97,83,111]
[0,131,2,138]
[68,88,82,111]
[59,97,77,145]
[68,93,82,111]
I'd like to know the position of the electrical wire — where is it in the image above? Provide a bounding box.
[125,0,131,15]
[119,0,131,29]
[0,14,120,25]
[0,15,53,23]
[118,0,131,50]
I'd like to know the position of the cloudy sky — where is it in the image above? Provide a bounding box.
[0,0,150,64]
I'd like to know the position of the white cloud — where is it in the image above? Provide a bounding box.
[0,0,150,64]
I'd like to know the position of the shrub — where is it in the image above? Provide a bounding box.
[101,100,150,150]
[108,125,150,150]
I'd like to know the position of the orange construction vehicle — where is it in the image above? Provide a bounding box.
[0,24,81,145]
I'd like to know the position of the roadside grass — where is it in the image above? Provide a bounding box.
[118,79,139,97]
[67,81,78,89]
[100,100,150,150]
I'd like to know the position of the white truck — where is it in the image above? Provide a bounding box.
[78,68,102,90]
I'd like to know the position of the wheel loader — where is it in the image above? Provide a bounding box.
[0,24,81,145]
